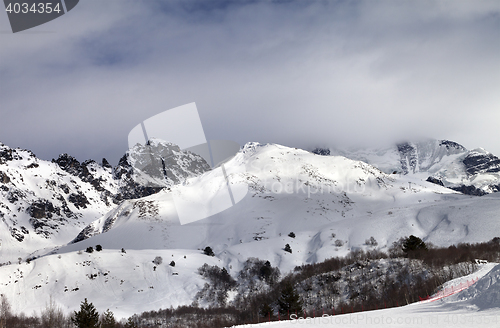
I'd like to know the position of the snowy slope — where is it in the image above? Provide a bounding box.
[59,143,468,259]
[445,262,500,311]
[325,139,500,195]
[0,140,209,264]
[0,248,223,319]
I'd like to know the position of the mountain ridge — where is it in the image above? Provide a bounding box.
[314,139,500,196]
[0,140,210,263]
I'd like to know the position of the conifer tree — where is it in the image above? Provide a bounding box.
[284,244,292,253]
[72,298,99,328]
[124,317,138,328]
[259,302,274,318]
[277,282,302,316]
[100,309,116,328]
[402,235,427,253]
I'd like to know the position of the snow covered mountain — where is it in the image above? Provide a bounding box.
[1,140,500,318]
[62,142,500,262]
[317,139,500,196]
[0,140,210,263]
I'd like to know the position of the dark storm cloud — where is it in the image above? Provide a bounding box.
[0,0,499,165]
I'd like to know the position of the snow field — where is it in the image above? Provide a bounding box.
[0,248,223,319]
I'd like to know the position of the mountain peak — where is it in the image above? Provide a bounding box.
[0,139,213,263]
[439,140,467,152]
[314,138,500,196]
[125,139,210,188]
[311,147,331,156]
[144,138,178,148]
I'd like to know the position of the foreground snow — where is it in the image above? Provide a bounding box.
[0,248,223,319]
[231,263,500,328]
[231,304,499,328]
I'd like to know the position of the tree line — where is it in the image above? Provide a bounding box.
[0,296,136,328]
[1,236,499,328]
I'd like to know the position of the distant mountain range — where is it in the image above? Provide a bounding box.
[0,138,499,317]
[314,139,500,196]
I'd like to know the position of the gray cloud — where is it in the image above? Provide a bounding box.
[0,0,499,165]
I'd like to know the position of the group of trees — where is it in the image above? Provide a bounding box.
[85,245,103,254]
[3,236,499,328]
[71,299,135,328]
[0,296,136,328]
[194,264,238,307]
[259,282,302,319]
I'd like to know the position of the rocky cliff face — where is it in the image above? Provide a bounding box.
[326,139,500,196]
[462,149,500,176]
[0,140,210,261]
[396,140,467,175]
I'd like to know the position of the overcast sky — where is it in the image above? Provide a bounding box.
[1,0,499,165]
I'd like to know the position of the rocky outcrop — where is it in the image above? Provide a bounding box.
[27,199,59,219]
[397,142,417,174]
[463,150,500,176]
[450,185,487,197]
[126,140,210,186]
[112,154,163,201]
[0,139,214,244]
[10,226,28,242]
[439,140,466,151]
[52,154,97,184]
[68,191,90,210]
[312,148,331,156]
[70,224,99,244]
[426,176,444,187]
[102,158,112,169]
[113,140,210,201]
[0,146,13,164]
[397,140,468,175]
[0,171,10,184]
[25,199,70,237]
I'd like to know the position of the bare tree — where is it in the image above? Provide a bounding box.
[40,296,69,328]
[0,294,11,328]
